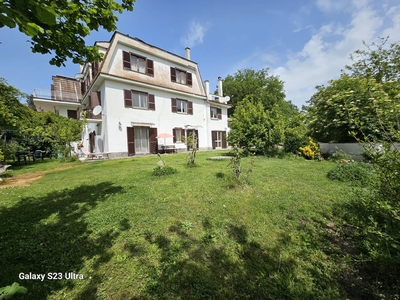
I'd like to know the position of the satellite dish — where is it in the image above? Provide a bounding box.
[225,96,230,102]
[92,105,102,116]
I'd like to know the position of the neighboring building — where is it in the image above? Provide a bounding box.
[34,32,231,157]
[33,75,82,119]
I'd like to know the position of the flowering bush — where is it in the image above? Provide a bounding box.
[298,138,320,160]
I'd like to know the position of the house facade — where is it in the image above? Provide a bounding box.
[34,32,231,157]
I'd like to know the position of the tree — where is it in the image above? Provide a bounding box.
[221,68,287,115]
[305,38,400,143]
[0,0,135,66]
[344,37,400,83]
[228,96,286,152]
[304,75,400,143]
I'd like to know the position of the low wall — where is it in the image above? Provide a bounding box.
[319,143,400,160]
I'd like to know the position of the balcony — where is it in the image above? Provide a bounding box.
[33,89,82,103]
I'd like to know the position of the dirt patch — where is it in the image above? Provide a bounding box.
[0,166,75,188]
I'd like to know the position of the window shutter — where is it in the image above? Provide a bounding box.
[123,51,131,69]
[187,72,192,86]
[88,95,92,108]
[173,129,176,143]
[188,101,193,115]
[146,59,154,76]
[195,130,199,149]
[148,94,155,110]
[222,131,227,148]
[92,61,99,78]
[171,98,177,112]
[90,91,100,107]
[81,81,86,95]
[212,131,217,149]
[170,67,176,82]
[149,128,158,154]
[127,127,135,156]
[97,91,101,106]
[124,89,132,107]
[217,108,222,120]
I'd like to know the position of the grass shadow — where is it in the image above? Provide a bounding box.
[0,181,127,299]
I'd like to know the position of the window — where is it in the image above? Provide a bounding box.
[212,131,227,149]
[133,91,148,108]
[210,107,222,120]
[131,54,146,73]
[124,90,155,110]
[171,98,193,114]
[67,109,77,119]
[177,99,187,113]
[122,51,154,76]
[210,107,217,119]
[170,67,192,86]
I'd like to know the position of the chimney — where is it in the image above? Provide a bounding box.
[218,77,223,97]
[185,47,191,60]
[204,80,210,99]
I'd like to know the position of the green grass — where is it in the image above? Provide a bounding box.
[0,152,362,299]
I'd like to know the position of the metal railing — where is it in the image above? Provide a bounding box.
[33,89,82,102]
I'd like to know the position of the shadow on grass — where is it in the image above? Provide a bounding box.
[331,192,400,300]
[134,218,341,300]
[0,182,127,299]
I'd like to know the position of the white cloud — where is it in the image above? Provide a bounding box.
[180,21,211,48]
[268,0,399,108]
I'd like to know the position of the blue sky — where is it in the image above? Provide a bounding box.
[0,0,399,109]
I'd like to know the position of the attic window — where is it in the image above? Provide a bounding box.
[122,51,154,76]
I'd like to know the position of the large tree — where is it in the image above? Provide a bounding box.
[305,75,400,143]
[305,38,400,143]
[0,0,135,66]
[221,68,287,116]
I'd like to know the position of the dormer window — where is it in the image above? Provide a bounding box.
[122,51,154,76]
[170,67,192,86]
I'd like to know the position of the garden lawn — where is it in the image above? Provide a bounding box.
[0,151,353,299]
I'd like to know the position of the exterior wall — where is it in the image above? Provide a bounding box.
[106,40,205,97]
[101,80,208,155]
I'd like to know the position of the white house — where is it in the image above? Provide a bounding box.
[34,32,231,157]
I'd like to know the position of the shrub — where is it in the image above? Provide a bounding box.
[152,166,178,176]
[329,149,354,162]
[298,137,320,160]
[327,161,376,185]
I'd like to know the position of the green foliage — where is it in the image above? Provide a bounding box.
[153,154,178,176]
[327,161,376,184]
[284,114,308,154]
[328,149,354,162]
[0,282,27,299]
[0,0,135,66]
[227,145,254,186]
[152,166,178,177]
[305,75,400,142]
[228,97,286,153]
[345,37,400,83]
[0,79,82,157]
[186,132,197,165]
[221,68,287,116]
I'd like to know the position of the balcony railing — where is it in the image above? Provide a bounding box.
[33,89,82,102]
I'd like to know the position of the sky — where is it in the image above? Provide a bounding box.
[0,0,399,109]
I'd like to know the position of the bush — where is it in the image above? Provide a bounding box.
[327,161,376,185]
[298,137,320,160]
[152,166,178,176]
[329,149,354,162]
